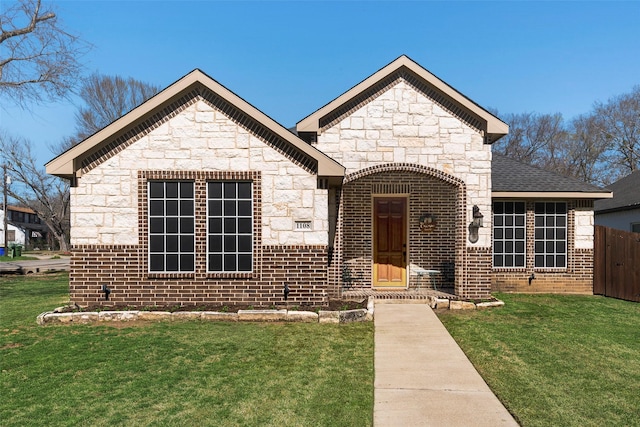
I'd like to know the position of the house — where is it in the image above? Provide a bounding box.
[594,170,640,232]
[1,205,50,251]
[45,55,611,307]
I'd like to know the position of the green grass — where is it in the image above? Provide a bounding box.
[0,273,374,426]
[438,293,640,427]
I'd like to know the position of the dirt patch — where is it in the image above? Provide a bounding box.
[1,342,23,350]
[60,298,369,314]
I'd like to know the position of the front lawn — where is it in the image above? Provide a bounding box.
[438,293,640,427]
[0,273,374,426]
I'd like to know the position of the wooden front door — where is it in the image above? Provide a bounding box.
[373,197,407,287]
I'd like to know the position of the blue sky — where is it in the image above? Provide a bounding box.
[2,1,640,166]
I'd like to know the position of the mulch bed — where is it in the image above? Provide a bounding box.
[61,298,369,313]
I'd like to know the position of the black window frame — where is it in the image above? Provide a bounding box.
[492,201,527,268]
[147,180,196,273]
[534,201,567,269]
[207,181,253,273]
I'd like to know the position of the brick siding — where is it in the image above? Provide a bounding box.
[327,164,492,299]
[491,200,594,294]
[342,170,458,286]
[69,244,329,307]
[464,247,492,299]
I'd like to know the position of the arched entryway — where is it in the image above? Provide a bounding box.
[336,163,467,295]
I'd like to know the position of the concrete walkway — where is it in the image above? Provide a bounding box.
[374,303,519,426]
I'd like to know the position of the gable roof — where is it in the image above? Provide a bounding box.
[45,69,345,182]
[594,170,640,213]
[296,55,509,143]
[492,154,612,199]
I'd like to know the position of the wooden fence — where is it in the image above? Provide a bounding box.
[594,225,640,302]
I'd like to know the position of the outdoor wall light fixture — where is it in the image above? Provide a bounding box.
[101,284,111,301]
[468,205,484,243]
[283,283,290,301]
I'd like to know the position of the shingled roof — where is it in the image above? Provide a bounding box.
[594,170,640,213]
[492,153,611,199]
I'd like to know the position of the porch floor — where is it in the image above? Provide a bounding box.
[341,287,457,301]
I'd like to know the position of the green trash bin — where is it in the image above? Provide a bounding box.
[15,245,22,257]
[8,243,15,258]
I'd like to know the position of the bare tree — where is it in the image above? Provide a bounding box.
[492,112,567,168]
[77,73,160,137]
[1,73,159,251]
[54,73,161,153]
[590,86,640,177]
[563,114,613,186]
[493,88,640,187]
[0,131,70,250]
[0,0,88,106]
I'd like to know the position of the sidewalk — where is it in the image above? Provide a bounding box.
[0,258,70,274]
[374,303,519,426]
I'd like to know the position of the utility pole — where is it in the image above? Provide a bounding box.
[3,164,7,256]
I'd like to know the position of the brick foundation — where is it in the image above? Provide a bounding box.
[492,248,593,294]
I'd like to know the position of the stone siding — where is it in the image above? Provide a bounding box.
[574,201,595,249]
[315,77,494,298]
[314,78,492,248]
[71,98,328,247]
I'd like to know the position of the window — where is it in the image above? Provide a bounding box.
[207,182,253,272]
[148,181,195,272]
[534,202,567,268]
[632,223,640,233]
[493,201,526,267]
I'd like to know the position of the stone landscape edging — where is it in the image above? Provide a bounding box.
[36,308,372,325]
[36,296,505,325]
[36,297,376,325]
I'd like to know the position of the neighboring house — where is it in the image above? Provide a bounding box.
[45,55,611,307]
[0,205,50,250]
[594,170,640,232]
